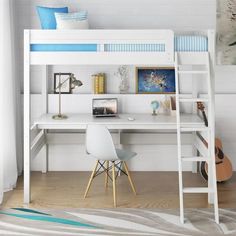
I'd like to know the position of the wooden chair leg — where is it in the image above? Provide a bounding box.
[105,161,109,188]
[123,161,137,195]
[112,162,117,207]
[84,160,99,198]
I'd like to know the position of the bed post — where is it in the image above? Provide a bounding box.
[42,66,48,173]
[24,30,31,204]
[207,29,216,204]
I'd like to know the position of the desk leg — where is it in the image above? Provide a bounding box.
[42,130,48,173]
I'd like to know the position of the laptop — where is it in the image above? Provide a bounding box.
[92,98,118,117]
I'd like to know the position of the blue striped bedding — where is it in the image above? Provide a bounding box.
[30,35,208,52]
[174,36,208,52]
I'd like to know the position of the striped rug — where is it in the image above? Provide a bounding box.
[0,208,235,235]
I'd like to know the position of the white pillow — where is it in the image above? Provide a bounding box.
[55,11,89,29]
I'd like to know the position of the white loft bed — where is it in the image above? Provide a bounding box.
[24,29,218,223]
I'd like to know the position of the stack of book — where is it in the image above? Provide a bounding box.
[92,73,106,94]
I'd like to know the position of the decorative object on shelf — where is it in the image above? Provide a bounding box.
[92,73,106,94]
[150,100,160,116]
[114,65,129,94]
[52,73,83,120]
[170,96,176,116]
[161,96,171,115]
[136,67,175,94]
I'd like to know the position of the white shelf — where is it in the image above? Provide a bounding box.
[43,93,172,96]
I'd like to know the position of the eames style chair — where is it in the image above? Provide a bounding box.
[84,124,137,207]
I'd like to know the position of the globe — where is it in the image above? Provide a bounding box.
[151,100,160,115]
[151,100,160,110]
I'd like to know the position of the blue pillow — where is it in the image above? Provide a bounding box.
[37,6,69,29]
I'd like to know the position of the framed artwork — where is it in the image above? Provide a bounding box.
[54,73,72,94]
[136,67,175,94]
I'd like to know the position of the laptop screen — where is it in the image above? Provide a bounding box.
[92,98,118,117]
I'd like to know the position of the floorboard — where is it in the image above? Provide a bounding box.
[2,171,236,209]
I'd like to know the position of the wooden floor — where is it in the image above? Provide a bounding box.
[2,171,236,209]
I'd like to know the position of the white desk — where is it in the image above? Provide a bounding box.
[25,113,206,204]
[34,113,204,130]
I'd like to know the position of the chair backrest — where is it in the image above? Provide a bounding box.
[86,124,118,161]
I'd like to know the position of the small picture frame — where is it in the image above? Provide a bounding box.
[136,67,175,94]
[54,73,72,94]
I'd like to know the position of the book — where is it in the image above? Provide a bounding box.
[98,73,105,94]
[92,73,106,94]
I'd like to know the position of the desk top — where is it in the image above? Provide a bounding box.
[33,113,204,130]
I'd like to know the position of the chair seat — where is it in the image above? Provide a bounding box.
[115,149,137,161]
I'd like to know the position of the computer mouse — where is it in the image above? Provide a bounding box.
[128,117,135,121]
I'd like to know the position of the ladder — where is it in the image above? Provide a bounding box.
[175,52,219,224]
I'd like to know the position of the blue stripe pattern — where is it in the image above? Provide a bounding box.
[30,36,208,52]
[55,11,87,21]
[0,211,98,229]
[174,36,208,52]
[104,43,165,52]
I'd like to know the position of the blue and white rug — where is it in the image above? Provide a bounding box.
[0,208,235,235]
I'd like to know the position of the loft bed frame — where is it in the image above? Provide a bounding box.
[26,30,174,65]
[24,29,218,223]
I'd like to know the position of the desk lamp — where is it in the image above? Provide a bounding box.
[52,73,83,120]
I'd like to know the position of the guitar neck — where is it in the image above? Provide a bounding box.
[197,132,208,148]
[197,132,224,160]
[201,110,208,127]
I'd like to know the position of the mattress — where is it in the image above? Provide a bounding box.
[30,35,208,52]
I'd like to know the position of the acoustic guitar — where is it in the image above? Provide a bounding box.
[197,102,232,182]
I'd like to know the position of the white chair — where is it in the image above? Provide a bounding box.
[84,124,137,207]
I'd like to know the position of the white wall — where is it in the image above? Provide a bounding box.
[16,0,236,171]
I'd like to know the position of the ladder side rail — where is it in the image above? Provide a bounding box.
[206,52,219,224]
[175,52,184,224]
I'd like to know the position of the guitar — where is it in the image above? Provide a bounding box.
[197,102,232,182]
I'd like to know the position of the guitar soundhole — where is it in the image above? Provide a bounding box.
[217,148,224,160]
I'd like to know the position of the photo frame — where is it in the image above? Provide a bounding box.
[54,73,72,94]
[136,67,175,94]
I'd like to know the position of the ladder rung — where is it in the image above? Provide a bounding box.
[178,70,208,74]
[179,98,209,103]
[181,156,210,162]
[183,187,213,193]
[180,127,208,132]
